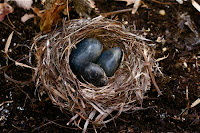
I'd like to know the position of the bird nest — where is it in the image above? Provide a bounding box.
[33,16,161,132]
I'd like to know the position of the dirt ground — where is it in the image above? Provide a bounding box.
[0,0,200,132]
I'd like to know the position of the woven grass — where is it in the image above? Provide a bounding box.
[33,16,161,132]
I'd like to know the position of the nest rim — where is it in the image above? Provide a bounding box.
[33,16,160,131]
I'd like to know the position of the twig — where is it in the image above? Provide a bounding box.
[101,8,133,17]
[0,65,7,70]
[67,114,79,125]
[190,114,200,125]
[0,21,22,36]
[12,124,26,131]
[3,56,35,85]
[186,86,189,100]
[67,0,70,20]
[17,86,32,101]
[47,120,79,130]
[32,118,81,132]
[7,15,15,28]
[140,48,162,96]
[0,100,13,107]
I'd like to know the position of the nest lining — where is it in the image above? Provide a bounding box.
[33,16,159,131]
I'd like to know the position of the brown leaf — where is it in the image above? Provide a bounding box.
[40,0,67,33]
[32,0,68,33]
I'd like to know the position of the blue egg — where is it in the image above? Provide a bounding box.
[96,47,122,77]
[79,62,108,87]
[69,38,103,73]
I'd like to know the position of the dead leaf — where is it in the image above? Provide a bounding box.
[5,31,14,54]
[0,2,14,21]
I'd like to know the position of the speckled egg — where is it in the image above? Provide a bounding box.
[96,47,122,77]
[79,62,108,87]
[69,38,103,73]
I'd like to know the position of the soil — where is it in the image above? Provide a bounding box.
[0,0,200,132]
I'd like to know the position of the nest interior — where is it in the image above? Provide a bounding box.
[33,16,159,131]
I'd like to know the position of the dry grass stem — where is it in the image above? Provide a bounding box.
[33,16,161,132]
